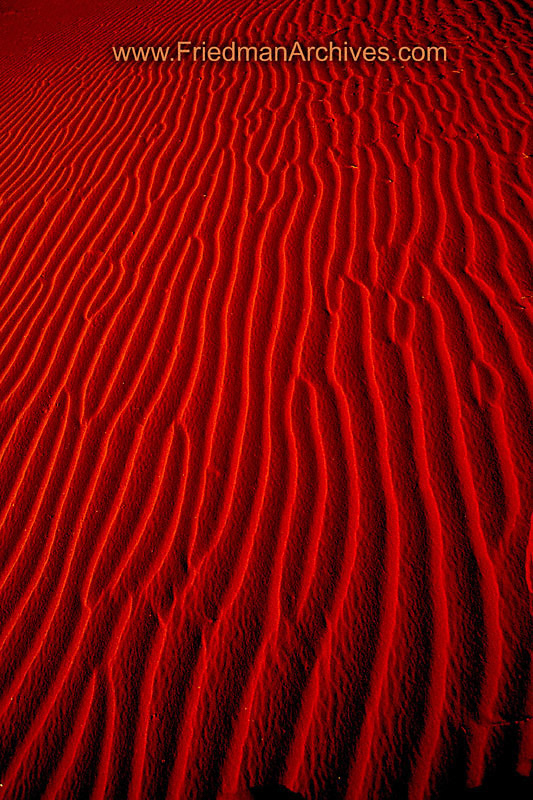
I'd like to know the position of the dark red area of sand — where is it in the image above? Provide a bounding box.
[0,0,532,797]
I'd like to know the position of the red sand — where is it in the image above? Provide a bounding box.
[0,1,532,798]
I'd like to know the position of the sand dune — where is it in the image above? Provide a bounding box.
[0,0,532,797]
